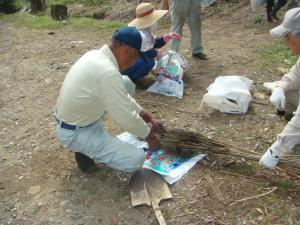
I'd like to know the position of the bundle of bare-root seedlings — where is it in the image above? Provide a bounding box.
[158,127,300,174]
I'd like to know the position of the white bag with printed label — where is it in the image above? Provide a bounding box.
[200,76,253,114]
[147,50,188,98]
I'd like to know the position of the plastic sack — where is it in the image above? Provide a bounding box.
[250,0,267,11]
[201,76,253,114]
[201,0,217,8]
[147,50,188,98]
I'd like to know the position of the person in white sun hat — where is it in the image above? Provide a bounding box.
[260,7,300,169]
[122,2,181,85]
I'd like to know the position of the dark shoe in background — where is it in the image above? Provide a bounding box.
[270,12,280,20]
[267,14,273,22]
[284,112,293,121]
[192,52,208,60]
[287,0,299,10]
[74,152,98,173]
[270,0,287,20]
[276,109,293,121]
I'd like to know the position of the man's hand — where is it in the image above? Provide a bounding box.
[139,111,162,150]
[149,117,162,132]
[139,110,162,132]
[145,126,160,150]
[163,32,182,43]
[270,87,285,111]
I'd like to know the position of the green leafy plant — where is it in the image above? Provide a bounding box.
[46,0,110,6]
[253,15,264,24]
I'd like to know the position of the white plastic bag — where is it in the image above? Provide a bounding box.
[201,0,217,8]
[147,75,184,98]
[250,0,267,11]
[147,50,188,98]
[201,76,253,114]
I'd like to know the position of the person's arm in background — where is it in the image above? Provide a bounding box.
[151,33,182,59]
[154,33,181,49]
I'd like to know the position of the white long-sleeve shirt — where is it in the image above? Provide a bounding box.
[271,57,300,156]
[56,45,150,138]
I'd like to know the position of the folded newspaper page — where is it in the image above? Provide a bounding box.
[117,132,205,184]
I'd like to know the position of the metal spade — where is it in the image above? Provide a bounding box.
[129,168,173,225]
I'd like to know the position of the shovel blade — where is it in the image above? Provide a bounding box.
[129,168,172,207]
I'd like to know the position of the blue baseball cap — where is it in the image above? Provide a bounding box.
[112,27,146,59]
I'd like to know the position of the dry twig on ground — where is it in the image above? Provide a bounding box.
[228,187,278,207]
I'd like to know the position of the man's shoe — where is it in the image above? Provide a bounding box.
[192,52,208,60]
[74,152,98,173]
[284,112,293,121]
[276,109,294,121]
[259,149,280,169]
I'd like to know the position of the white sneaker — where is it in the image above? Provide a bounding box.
[259,149,280,169]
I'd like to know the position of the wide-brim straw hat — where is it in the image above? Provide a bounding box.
[129,3,168,29]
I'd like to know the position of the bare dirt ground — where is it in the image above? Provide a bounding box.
[0,1,299,225]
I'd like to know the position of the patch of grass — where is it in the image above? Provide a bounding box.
[257,42,298,69]
[10,0,111,10]
[268,122,276,129]
[70,17,124,31]
[252,15,264,24]
[0,13,62,28]
[0,13,6,19]
[15,13,64,29]
[15,0,27,8]
[265,192,279,205]
[46,0,110,6]
[234,161,259,176]
[2,13,125,31]
[215,127,225,135]
[276,180,297,193]
[161,205,172,220]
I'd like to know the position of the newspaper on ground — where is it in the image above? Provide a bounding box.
[117,132,205,184]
